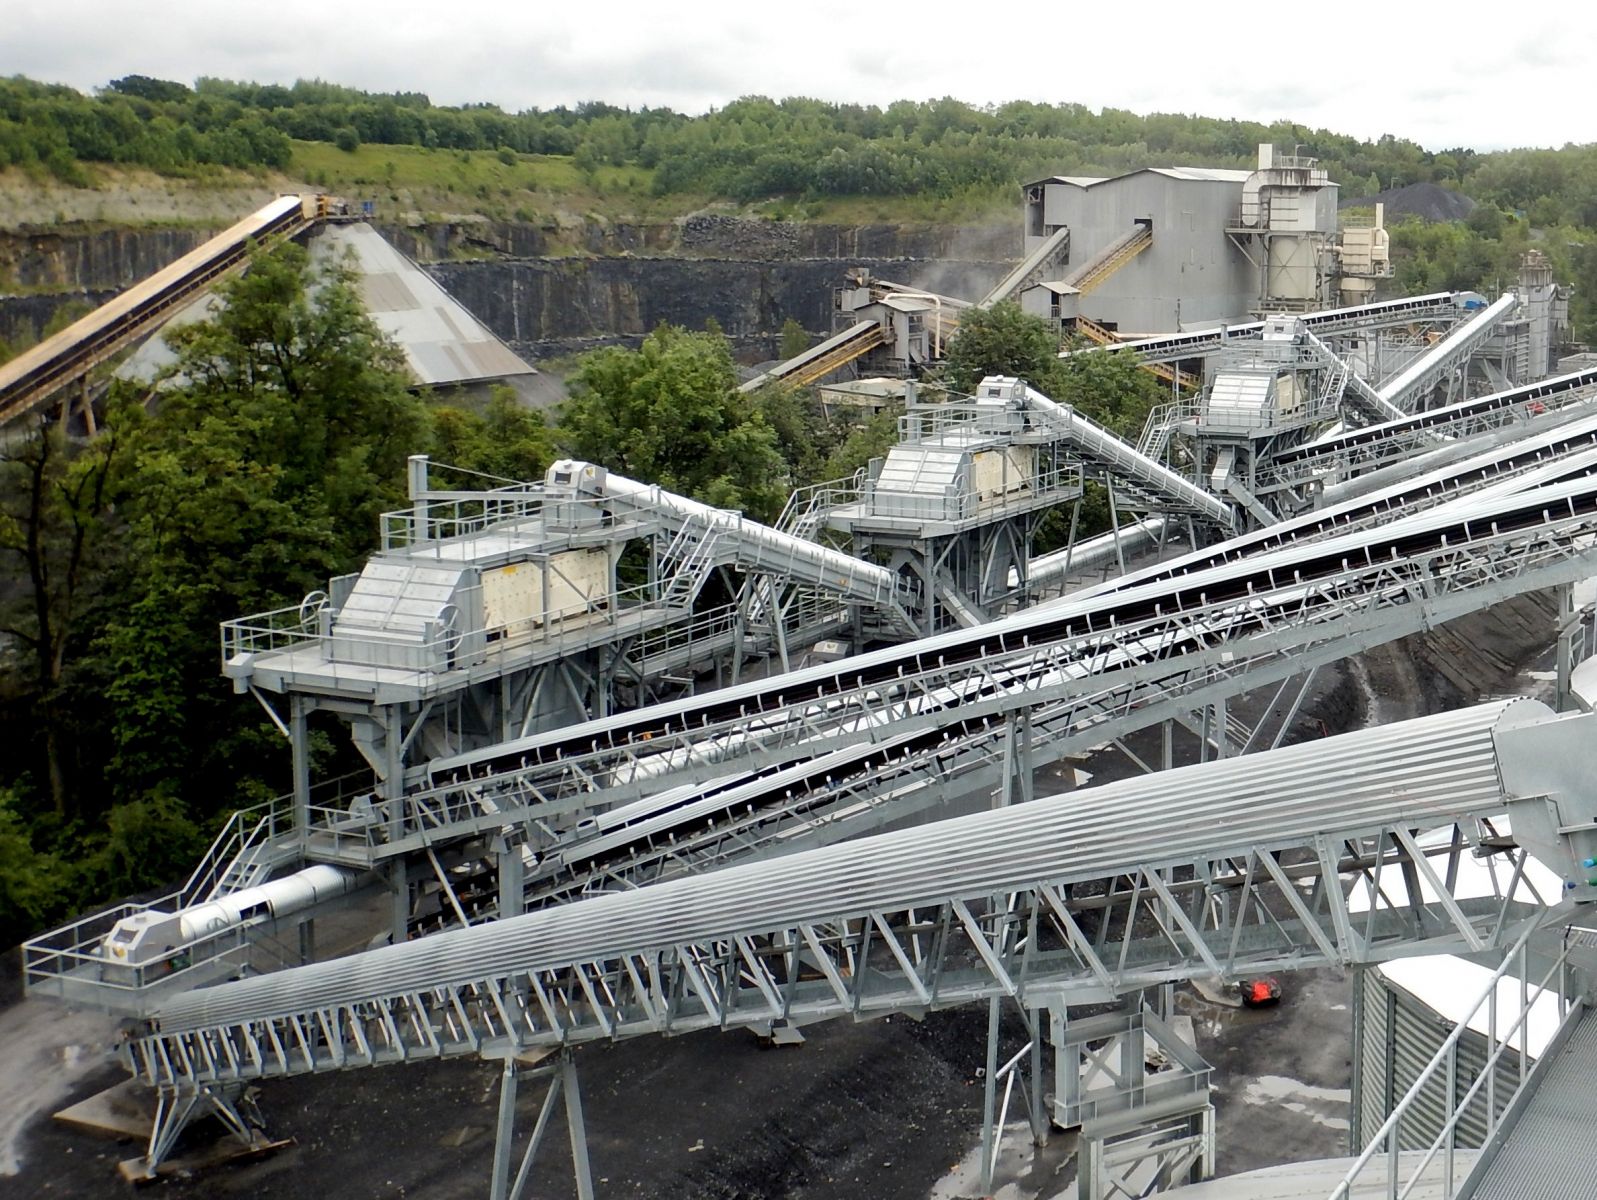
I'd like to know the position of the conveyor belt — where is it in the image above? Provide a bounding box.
[399,474,1597,846]
[1254,366,1597,494]
[134,699,1564,1089]
[1065,292,1468,367]
[975,225,1071,308]
[1075,408,1597,603]
[0,195,315,427]
[1057,224,1152,296]
[737,320,890,393]
[1375,292,1518,411]
[1020,384,1235,526]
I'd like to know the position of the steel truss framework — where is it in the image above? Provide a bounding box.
[367,477,1597,859]
[128,832,1556,1095]
[1070,293,1467,367]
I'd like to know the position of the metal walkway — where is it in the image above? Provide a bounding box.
[0,195,319,428]
[1466,1006,1597,1199]
[128,699,1573,1092]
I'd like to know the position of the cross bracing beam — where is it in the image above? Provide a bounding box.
[130,700,1581,1093]
[381,475,1597,854]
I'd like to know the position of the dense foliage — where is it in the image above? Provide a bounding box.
[0,243,909,943]
[5,73,1593,219]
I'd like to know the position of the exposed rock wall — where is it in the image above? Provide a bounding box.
[0,225,210,290]
[0,215,1017,359]
[426,255,1011,358]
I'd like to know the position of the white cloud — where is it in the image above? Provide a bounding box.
[6,0,1595,152]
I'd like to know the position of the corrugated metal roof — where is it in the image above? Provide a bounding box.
[155,699,1549,1032]
[1146,166,1254,183]
[1026,168,1249,188]
[1022,174,1107,188]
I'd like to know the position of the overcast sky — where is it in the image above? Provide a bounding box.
[9,1,1593,153]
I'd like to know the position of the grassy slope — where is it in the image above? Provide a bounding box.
[0,139,1017,236]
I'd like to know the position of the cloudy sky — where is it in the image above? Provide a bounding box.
[9,1,1593,152]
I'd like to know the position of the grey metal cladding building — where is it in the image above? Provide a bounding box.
[1024,166,1285,334]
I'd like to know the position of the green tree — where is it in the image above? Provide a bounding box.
[0,416,129,818]
[942,301,1060,394]
[778,317,810,362]
[101,241,425,809]
[559,325,788,520]
[1049,341,1167,439]
[430,386,555,483]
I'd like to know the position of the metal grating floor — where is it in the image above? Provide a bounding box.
[1470,1005,1597,1199]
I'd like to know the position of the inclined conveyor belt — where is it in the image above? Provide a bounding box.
[1375,291,1519,411]
[0,195,315,426]
[1063,292,1465,366]
[1020,385,1236,526]
[737,320,889,393]
[138,699,1560,1086]
[1254,366,1597,493]
[420,473,1597,809]
[1056,224,1151,294]
[975,225,1071,308]
[595,468,914,613]
[526,431,1597,897]
[1072,406,1597,602]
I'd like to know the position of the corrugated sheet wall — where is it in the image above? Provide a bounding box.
[1355,967,1521,1151]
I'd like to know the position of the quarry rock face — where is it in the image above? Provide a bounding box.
[0,216,1014,358]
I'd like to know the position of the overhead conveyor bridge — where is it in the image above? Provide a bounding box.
[0,195,318,428]
[396,474,1597,854]
[1065,292,1467,367]
[131,699,1592,1096]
